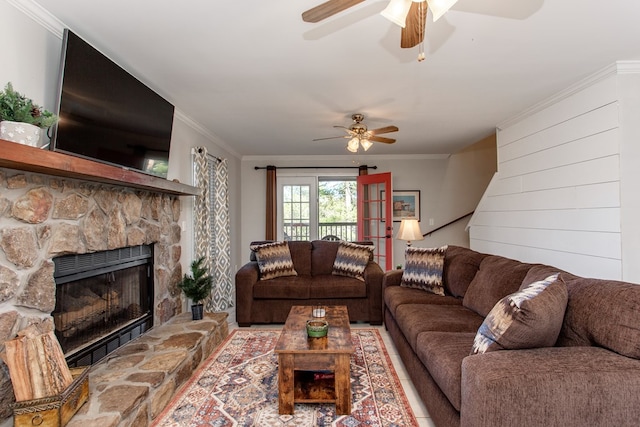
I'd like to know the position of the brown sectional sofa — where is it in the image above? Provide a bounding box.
[383,245,640,427]
[236,240,384,326]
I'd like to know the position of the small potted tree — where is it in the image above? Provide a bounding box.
[0,82,58,147]
[178,257,213,320]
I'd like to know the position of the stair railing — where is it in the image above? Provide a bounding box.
[422,211,474,237]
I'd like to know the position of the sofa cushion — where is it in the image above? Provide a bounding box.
[384,286,462,319]
[250,241,298,280]
[557,276,640,360]
[332,241,374,282]
[252,276,310,299]
[400,246,447,295]
[395,303,484,350]
[286,241,313,276]
[519,263,578,289]
[308,275,367,298]
[311,240,341,275]
[471,273,567,354]
[416,332,476,411]
[462,255,533,317]
[443,246,488,297]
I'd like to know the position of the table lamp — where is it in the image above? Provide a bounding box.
[397,217,424,247]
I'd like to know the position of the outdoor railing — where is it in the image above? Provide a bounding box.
[284,222,357,241]
[319,222,357,241]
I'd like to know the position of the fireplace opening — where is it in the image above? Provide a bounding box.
[52,245,154,367]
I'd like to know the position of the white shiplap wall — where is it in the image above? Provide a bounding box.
[469,65,633,280]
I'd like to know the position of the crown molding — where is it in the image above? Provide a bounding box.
[9,0,65,38]
[174,110,241,159]
[498,61,640,130]
[615,60,640,74]
[242,153,450,162]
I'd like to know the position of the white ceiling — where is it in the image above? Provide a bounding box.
[31,0,640,158]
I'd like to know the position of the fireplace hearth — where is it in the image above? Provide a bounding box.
[53,245,154,367]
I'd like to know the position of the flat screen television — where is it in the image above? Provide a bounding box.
[51,29,174,178]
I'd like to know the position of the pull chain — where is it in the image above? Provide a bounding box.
[418,1,425,62]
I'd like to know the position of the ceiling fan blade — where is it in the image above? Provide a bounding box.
[370,125,399,135]
[401,1,428,48]
[370,136,396,144]
[312,136,349,141]
[302,0,367,23]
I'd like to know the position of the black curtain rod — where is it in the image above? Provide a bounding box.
[196,147,223,162]
[254,165,377,170]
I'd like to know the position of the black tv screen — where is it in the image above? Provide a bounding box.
[52,29,174,178]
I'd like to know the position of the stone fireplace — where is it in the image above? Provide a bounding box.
[53,245,155,367]
[0,167,186,419]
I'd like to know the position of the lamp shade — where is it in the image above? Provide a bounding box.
[397,218,424,245]
[360,139,373,151]
[380,0,413,27]
[347,137,360,153]
[428,0,458,21]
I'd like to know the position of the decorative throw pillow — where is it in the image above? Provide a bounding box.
[471,273,567,355]
[250,241,297,281]
[400,246,448,295]
[332,242,374,282]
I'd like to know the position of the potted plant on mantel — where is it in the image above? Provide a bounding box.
[178,257,213,320]
[0,82,58,148]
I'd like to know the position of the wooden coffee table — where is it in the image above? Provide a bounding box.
[274,305,354,415]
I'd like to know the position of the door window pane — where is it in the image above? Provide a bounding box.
[282,184,310,241]
[318,178,357,241]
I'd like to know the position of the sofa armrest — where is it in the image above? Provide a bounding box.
[235,262,259,326]
[461,346,640,427]
[363,262,384,324]
[382,269,403,291]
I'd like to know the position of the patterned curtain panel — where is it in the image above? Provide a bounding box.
[193,147,233,311]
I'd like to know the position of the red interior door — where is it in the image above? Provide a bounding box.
[357,172,392,271]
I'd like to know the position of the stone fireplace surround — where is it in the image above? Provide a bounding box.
[0,166,188,421]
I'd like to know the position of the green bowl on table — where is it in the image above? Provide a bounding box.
[306,319,329,338]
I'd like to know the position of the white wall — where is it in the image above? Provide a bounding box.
[240,140,496,269]
[470,62,640,282]
[0,0,243,315]
[0,1,62,119]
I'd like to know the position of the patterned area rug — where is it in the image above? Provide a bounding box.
[153,328,417,426]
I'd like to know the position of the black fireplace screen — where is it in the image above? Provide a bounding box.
[53,245,154,367]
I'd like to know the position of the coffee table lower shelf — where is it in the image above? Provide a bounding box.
[293,371,336,403]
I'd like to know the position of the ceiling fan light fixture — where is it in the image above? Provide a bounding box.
[428,0,458,21]
[380,0,413,28]
[360,139,373,151]
[347,137,360,153]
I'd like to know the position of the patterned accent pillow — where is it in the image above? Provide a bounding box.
[471,273,567,354]
[400,246,448,295]
[332,242,374,282]
[249,241,298,281]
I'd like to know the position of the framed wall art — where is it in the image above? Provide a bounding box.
[381,190,421,222]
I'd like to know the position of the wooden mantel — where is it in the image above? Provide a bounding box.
[0,139,200,196]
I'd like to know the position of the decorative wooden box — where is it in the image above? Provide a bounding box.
[12,367,89,427]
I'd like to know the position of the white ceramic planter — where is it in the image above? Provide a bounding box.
[0,120,43,147]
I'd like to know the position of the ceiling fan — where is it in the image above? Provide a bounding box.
[313,113,399,153]
[302,0,457,55]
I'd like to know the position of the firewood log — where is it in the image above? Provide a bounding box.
[3,328,73,401]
